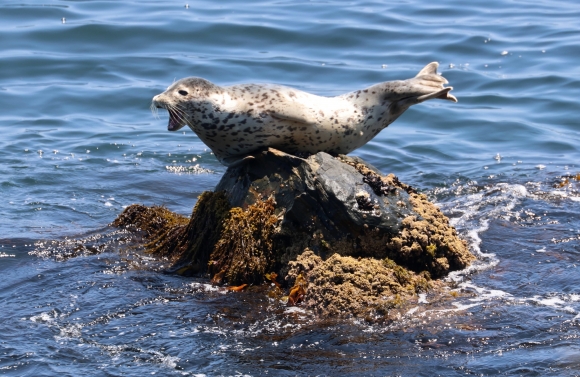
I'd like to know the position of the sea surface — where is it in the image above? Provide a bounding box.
[1,0,580,375]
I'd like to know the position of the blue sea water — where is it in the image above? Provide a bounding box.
[1,0,580,375]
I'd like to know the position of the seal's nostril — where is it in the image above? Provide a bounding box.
[156,106,162,109]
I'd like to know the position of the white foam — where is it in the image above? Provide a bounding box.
[30,311,57,324]
[160,355,180,369]
[406,306,419,315]
[468,287,512,302]
[440,182,535,281]
[187,282,226,294]
[532,295,568,307]
[433,180,577,318]
[57,323,83,339]
[284,306,307,314]
[428,301,482,314]
[510,293,580,316]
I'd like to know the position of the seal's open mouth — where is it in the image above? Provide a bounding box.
[167,108,183,131]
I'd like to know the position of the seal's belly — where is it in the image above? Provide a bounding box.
[192,111,368,160]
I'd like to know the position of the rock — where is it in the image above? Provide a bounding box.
[112,147,475,318]
[216,149,414,236]
[212,148,473,280]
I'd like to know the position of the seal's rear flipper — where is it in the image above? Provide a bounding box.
[413,62,457,103]
[417,87,457,103]
[415,62,446,81]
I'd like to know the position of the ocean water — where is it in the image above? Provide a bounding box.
[1,0,580,375]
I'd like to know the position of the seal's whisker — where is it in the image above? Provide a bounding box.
[167,103,191,128]
[174,105,196,129]
[166,103,182,118]
[172,104,189,121]
[173,104,189,118]
[150,103,160,119]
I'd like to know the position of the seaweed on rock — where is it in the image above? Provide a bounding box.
[113,191,231,275]
[208,197,280,285]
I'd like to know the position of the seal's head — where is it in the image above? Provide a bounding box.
[152,77,221,132]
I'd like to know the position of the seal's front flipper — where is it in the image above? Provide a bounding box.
[222,155,256,168]
[269,109,318,126]
[268,94,320,126]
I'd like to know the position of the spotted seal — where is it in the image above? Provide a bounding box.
[152,62,456,166]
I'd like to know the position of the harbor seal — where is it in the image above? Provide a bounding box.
[152,62,456,166]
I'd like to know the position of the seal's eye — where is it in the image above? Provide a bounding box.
[178,90,188,96]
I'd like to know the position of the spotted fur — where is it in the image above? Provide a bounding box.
[152,62,456,166]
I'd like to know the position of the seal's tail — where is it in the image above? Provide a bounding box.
[413,62,457,103]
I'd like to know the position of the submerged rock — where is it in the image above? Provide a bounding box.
[113,148,475,318]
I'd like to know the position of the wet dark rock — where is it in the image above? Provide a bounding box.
[216,149,413,245]
[213,148,473,279]
[113,147,474,318]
